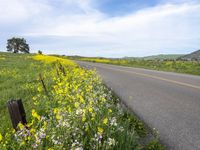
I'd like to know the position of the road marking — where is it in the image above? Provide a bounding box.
[85,63,200,90]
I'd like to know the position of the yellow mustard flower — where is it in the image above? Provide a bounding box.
[79,96,84,103]
[56,114,62,120]
[82,116,86,122]
[20,141,25,146]
[30,128,36,134]
[18,122,24,130]
[103,118,108,125]
[43,121,47,129]
[54,108,58,114]
[32,55,76,66]
[32,109,41,120]
[98,127,104,134]
[74,102,79,108]
[0,133,3,142]
[89,107,93,113]
[27,120,34,128]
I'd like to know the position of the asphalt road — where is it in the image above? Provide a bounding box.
[77,61,200,150]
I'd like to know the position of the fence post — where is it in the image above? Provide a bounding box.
[39,73,48,96]
[7,99,27,130]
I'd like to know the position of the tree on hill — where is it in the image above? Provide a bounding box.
[38,50,43,54]
[6,37,30,53]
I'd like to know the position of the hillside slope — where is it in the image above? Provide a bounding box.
[143,54,183,60]
[180,50,200,61]
[123,54,184,60]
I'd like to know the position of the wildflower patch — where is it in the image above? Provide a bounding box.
[0,53,164,149]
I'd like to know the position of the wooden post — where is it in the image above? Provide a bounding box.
[59,62,66,76]
[7,99,27,130]
[39,73,48,96]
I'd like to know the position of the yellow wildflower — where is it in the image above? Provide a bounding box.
[27,120,34,128]
[32,109,41,120]
[43,121,47,128]
[32,55,76,66]
[56,114,62,120]
[68,107,72,113]
[37,86,42,92]
[82,116,86,122]
[103,118,108,125]
[101,98,106,103]
[83,108,86,113]
[98,127,104,134]
[54,108,58,114]
[89,107,93,113]
[74,102,79,108]
[30,128,36,134]
[0,133,3,142]
[89,101,93,105]
[18,122,24,130]
[20,141,25,146]
[80,96,84,103]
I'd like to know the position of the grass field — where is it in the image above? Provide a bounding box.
[0,52,164,149]
[71,57,200,76]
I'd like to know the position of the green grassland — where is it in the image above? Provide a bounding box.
[71,56,200,76]
[0,52,164,149]
[0,52,49,132]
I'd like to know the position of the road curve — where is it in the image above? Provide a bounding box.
[77,61,200,150]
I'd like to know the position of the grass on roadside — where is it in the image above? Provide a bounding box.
[70,57,200,76]
[0,52,164,149]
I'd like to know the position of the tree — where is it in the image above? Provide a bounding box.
[38,50,42,54]
[6,37,30,53]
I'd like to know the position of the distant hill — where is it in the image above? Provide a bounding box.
[180,50,200,61]
[142,54,184,60]
[123,54,184,60]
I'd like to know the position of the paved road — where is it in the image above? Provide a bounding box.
[77,61,200,150]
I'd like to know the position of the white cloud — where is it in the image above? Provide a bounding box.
[0,0,51,23]
[1,0,200,57]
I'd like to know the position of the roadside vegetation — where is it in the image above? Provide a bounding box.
[0,52,164,149]
[70,57,200,76]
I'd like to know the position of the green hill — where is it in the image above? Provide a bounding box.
[180,50,200,61]
[142,54,184,60]
[124,54,184,60]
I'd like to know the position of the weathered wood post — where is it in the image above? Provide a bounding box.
[7,99,27,130]
[39,73,48,96]
[58,62,66,76]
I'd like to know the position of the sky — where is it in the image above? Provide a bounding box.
[1,0,200,57]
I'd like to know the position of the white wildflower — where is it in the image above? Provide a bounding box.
[71,140,83,150]
[110,117,117,126]
[108,138,116,146]
[94,133,103,142]
[76,109,83,115]
[118,126,124,132]
[75,147,83,150]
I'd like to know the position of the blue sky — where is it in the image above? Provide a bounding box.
[0,0,200,57]
[95,0,160,16]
